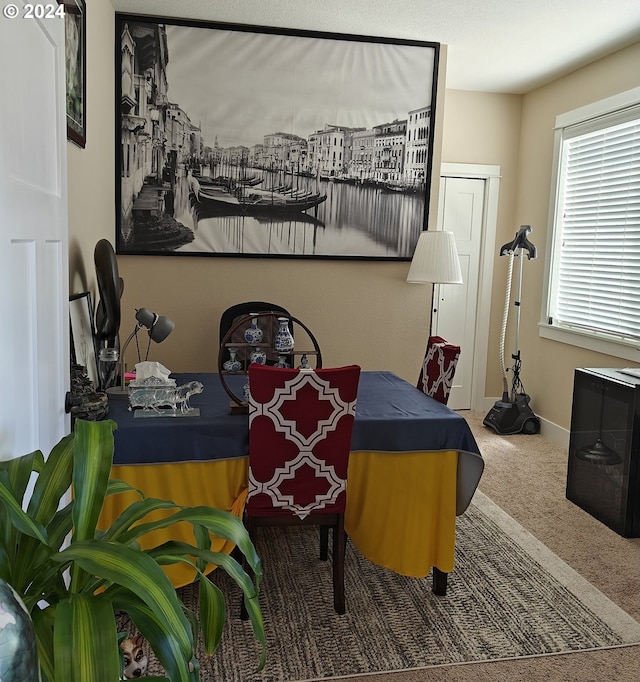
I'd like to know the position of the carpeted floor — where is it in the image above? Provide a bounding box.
[169,491,639,681]
[126,411,640,681]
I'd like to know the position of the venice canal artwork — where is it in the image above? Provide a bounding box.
[166,169,426,258]
[117,17,438,259]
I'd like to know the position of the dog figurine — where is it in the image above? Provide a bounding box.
[120,634,148,679]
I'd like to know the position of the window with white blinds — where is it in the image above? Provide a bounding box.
[542,89,640,357]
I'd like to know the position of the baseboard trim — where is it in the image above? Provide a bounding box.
[480,397,570,449]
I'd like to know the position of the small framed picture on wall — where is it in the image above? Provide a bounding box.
[61,0,86,147]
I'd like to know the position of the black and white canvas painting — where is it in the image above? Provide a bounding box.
[116,15,439,260]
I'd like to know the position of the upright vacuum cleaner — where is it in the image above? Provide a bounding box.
[483,225,541,435]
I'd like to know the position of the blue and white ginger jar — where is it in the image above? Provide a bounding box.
[249,347,267,365]
[243,315,263,344]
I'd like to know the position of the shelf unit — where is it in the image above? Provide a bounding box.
[217,312,323,411]
[219,343,320,374]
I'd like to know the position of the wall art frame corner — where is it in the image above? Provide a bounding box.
[61,0,86,148]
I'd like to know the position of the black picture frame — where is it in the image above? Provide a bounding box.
[69,291,98,386]
[61,0,86,148]
[115,14,439,261]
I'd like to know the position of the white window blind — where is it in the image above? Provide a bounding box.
[548,106,640,346]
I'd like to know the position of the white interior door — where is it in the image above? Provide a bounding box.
[0,9,69,462]
[433,177,484,410]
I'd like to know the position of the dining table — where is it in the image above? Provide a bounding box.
[99,371,484,589]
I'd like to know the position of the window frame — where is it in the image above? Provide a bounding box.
[539,87,640,363]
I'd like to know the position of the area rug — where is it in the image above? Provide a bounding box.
[135,491,640,681]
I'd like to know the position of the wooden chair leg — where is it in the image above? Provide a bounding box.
[319,525,329,560]
[320,525,348,561]
[333,516,346,614]
[432,567,448,596]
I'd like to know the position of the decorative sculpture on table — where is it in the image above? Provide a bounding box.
[94,239,122,389]
[66,364,109,422]
[127,362,203,417]
[128,379,204,415]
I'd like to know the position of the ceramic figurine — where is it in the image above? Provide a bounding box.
[298,354,310,370]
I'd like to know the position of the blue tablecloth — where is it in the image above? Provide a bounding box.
[109,371,477,462]
[108,371,483,514]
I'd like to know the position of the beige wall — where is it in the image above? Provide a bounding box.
[68,0,114,295]
[69,0,443,384]
[512,42,640,429]
[68,1,640,429]
[441,90,523,398]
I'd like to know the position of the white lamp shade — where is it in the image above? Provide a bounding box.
[406,230,463,284]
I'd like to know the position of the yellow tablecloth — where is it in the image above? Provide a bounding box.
[100,449,458,587]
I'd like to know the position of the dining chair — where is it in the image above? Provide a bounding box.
[417,335,461,405]
[242,363,361,616]
[219,301,292,366]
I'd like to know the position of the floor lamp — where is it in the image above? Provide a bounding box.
[407,230,463,336]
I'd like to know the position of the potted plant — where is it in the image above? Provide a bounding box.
[0,418,265,681]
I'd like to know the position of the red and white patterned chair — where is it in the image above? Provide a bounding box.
[244,363,360,615]
[417,336,461,405]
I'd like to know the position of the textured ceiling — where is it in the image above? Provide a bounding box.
[110,0,640,93]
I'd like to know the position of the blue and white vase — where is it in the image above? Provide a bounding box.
[223,347,242,373]
[243,314,263,345]
[250,347,267,365]
[275,355,290,369]
[274,317,294,354]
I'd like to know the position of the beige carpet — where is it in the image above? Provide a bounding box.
[186,488,638,681]
[132,412,640,681]
[397,411,640,682]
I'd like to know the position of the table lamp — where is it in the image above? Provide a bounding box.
[106,307,174,400]
[407,230,463,333]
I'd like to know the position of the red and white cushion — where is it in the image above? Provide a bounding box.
[246,365,360,520]
[417,336,460,405]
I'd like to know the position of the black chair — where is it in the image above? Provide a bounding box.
[218,301,293,367]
